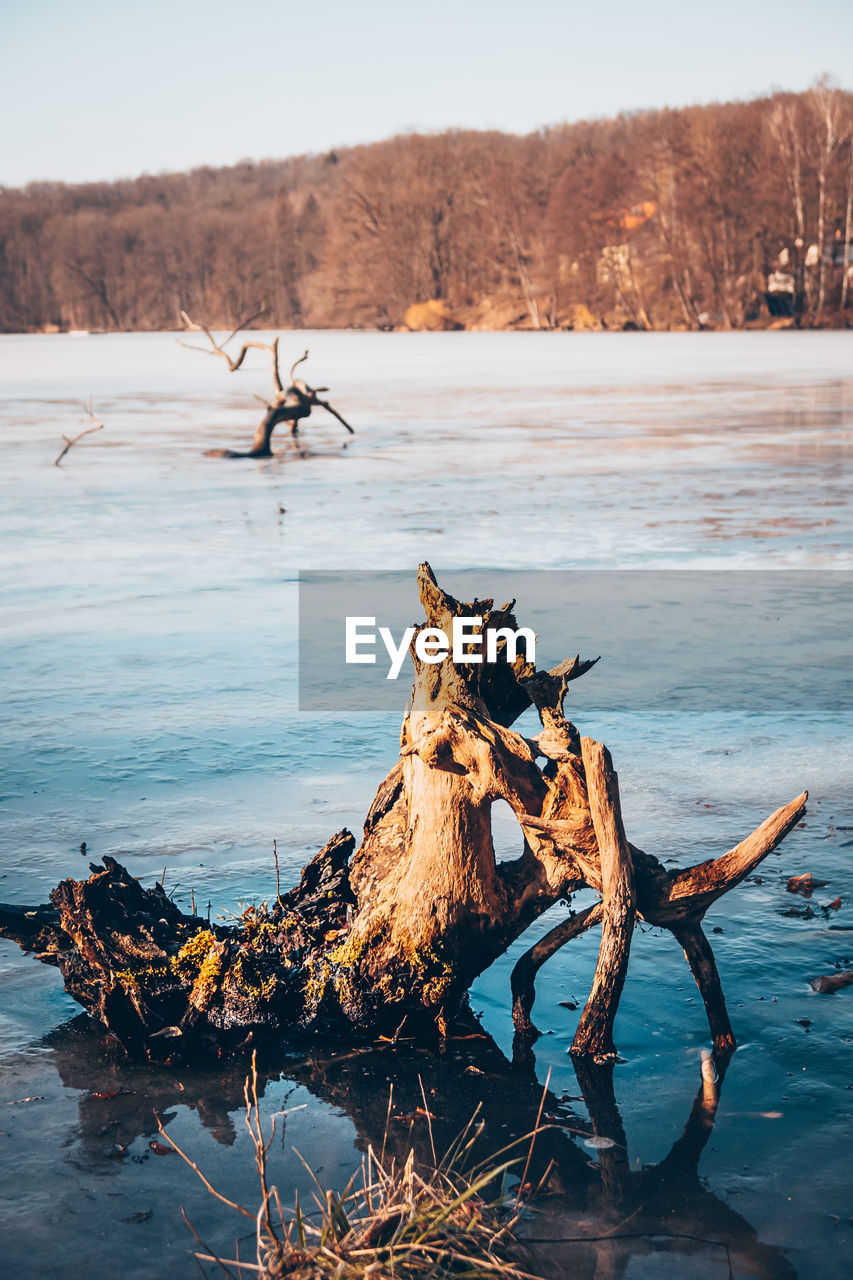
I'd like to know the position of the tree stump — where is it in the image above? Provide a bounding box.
[0,564,806,1060]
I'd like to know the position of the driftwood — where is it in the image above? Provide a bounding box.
[786,872,826,895]
[810,969,853,994]
[179,309,354,457]
[0,564,806,1061]
[53,399,104,466]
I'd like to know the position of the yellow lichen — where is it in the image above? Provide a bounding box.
[186,939,227,1008]
[327,932,368,968]
[374,933,453,1007]
[171,929,217,982]
[304,961,331,1009]
[231,953,277,1001]
[114,968,140,993]
[113,957,168,994]
[244,917,280,948]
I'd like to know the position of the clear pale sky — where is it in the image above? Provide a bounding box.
[1,0,850,188]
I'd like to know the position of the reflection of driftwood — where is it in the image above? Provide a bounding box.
[0,565,806,1062]
[54,399,104,466]
[44,1015,794,1278]
[180,309,354,457]
[293,1038,795,1279]
[311,1049,795,1278]
[160,1051,542,1280]
[44,1014,268,1151]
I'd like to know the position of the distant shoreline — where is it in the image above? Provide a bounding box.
[3,86,851,339]
[10,316,851,337]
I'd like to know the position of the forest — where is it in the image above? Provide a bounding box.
[1,83,851,334]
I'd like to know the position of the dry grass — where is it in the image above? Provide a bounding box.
[159,1053,550,1280]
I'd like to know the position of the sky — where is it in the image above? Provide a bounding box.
[1,0,851,188]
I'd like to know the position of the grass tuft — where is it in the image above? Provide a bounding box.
[161,1052,550,1279]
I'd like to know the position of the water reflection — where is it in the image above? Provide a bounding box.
[43,1017,266,1151]
[44,1016,795,1278]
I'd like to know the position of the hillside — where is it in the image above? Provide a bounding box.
[1,85,851,333]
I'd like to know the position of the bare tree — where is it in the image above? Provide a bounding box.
[842,137,853,311]
[809,79,846,319]
[179,309,353,457]
[642,136,702,329]
[769,99,809,320]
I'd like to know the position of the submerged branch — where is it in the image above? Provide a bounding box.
[54,399,104,466]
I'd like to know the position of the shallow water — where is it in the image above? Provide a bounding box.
[0,331,851,1278]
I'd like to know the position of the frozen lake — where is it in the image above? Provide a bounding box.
[0,330,851,1278]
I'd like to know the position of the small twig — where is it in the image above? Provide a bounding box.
[243,1051,278,1248]
[418,1074,437,1166]
[521,1226,732,1251]
[514,1066,551,1212]
[194,1260,263,1275]
[180,1207,239,1280]
[380,1084,393,1166]
[54,399,104,466]
[156,1116,255,1220]
[273,839,282,908]
[392,1015,407,1045]
[289,349,309,382]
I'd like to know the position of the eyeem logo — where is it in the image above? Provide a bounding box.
[346,617,536,680]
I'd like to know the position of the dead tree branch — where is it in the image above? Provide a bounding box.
[511,902,604,1035]
[54,399,104,466]
[570,739,637,1059]
[179,307,279,382]
[179,310,354,456]
[289,349,309,383]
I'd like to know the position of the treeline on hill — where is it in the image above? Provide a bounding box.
[1,83,852,334]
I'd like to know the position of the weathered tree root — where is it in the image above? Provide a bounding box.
[0,564,806,1060]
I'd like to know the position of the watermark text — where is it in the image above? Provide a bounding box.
[345,616,535,679]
